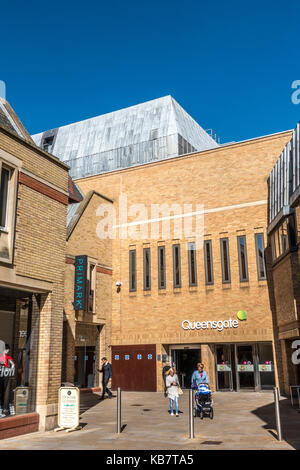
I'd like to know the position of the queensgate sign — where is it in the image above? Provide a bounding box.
[73,255,88,311]
[182,311,247,332]
[182,318,239,332]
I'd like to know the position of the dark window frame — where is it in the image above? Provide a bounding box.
[220,237,231,284]
[237,235,249,282]
[204,240,214,285]
[172,244,181,288]
[0,165,11,229]
[143,247,151,291]
[158,246,166,289]
[188,242,197,287]
[255,233,267,280]
[129,249,137,292]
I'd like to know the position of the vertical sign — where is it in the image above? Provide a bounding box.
[74,255,88,311]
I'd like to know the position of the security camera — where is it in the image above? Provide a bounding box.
[116,281,122,287]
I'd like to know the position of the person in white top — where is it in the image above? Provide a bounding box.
[165,368,179,417]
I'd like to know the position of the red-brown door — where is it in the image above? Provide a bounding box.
[111,344,156,391]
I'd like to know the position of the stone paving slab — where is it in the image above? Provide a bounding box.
[0,391,299,450]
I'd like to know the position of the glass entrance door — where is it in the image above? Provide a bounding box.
[236,344,255,390]
[216,344,233,390]
[257,343,275,390]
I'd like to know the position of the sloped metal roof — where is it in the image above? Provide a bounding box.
[32,95,218,179]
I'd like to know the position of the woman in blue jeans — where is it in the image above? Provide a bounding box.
[165,368,179,417]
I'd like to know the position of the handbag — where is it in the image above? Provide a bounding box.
[177,386,183,395]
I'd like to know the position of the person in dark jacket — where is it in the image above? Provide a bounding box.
[98,357,112,400]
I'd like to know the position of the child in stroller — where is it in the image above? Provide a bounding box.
[194,383,213,419]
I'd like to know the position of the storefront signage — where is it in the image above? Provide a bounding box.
[237,364,254,372]
[73,255,88,311]
[56,387,80,431]
[0,365,15,377]
[217,364,231,372]
[259,364,274,372]
[14,387,29,415]
[182,318,239,332]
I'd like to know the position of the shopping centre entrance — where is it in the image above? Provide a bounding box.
[170,342,275,391]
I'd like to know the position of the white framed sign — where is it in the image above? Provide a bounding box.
[258,364,274,372]
[217,364,231,372]
[56,387,80,432]
[237,364,254,372]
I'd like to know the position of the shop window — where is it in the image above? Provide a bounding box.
[237,236,248,282]
[172,244,181,288]
[88,262,96,313]
[129,249,136,292]
[204,240,214,285]
[158,246,166,289]
[188,242,197,287]
[0,298,40,420]
[220,238,231,284]
[255,233,267,280]
[143,248,151,291]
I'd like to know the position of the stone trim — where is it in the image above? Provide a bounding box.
[19,172,69,206]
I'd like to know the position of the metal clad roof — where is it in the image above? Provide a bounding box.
[32,95,218,179]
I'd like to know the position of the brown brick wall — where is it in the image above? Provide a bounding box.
[76,131,292,390]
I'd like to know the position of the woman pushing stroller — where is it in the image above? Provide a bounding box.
[191,363,213,419]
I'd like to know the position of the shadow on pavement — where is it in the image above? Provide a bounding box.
[252,396,300,450]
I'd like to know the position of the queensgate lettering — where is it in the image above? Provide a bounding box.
[182,318,239,332]
[73,255,88,311]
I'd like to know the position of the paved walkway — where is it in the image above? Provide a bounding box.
[0,391,299,450]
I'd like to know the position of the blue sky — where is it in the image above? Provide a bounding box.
[1,0,300,143]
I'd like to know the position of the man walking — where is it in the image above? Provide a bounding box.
[98,357,112,400]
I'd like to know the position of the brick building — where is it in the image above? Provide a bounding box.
[33,96,293,394]
[267,121,300,396]
[0,98,69,438]
[62,183,113,389]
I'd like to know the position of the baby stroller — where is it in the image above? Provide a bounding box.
[193,384,213,419]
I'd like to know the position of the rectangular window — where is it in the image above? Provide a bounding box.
[143,248,151,291]
[188,242,197,286]
[255,233,266,280]
[129,249,136,291]
[158,246,166,289]
[204,240,214,285]
[237,236,249,282]
[220,238,231,283]
[172,244,181,288]
[0,166,10,228]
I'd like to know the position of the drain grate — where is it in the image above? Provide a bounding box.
[201,441,223,445]
[142,409,152,411]
[131,404,143,406]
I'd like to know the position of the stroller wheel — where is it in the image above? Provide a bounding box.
[210,408,214,420]
[200,410,204,420]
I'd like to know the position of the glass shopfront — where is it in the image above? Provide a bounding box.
[216,342,275,391]
[0,294,40,419]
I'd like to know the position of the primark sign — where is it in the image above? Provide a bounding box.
[73,255,88,311]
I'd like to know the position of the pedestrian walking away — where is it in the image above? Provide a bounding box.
[165,368,181,417]
[98,357,112,400]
